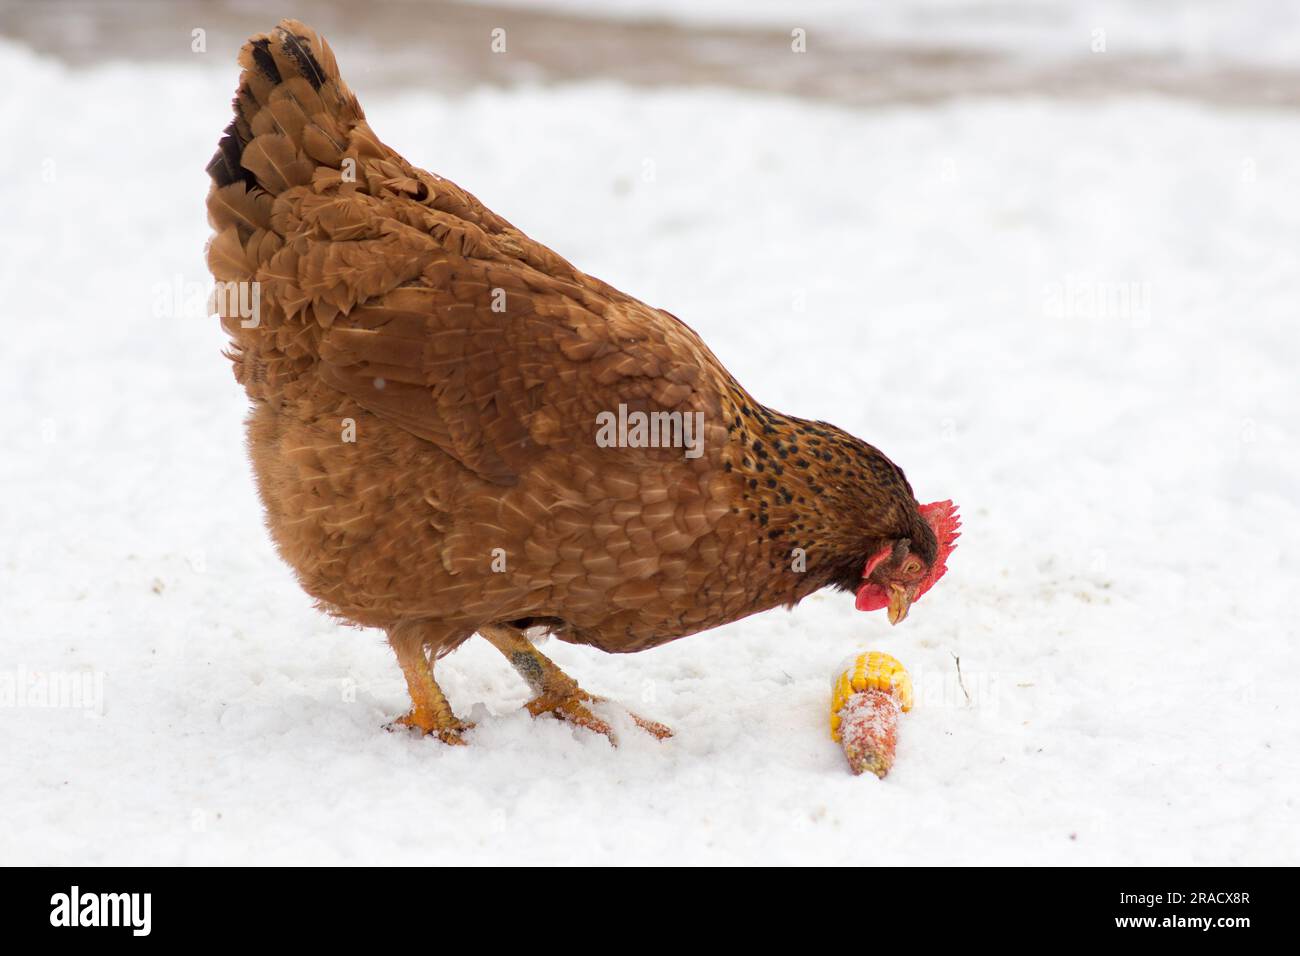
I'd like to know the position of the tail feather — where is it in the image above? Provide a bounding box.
[205,19,361,198]
[205,19,369,391]
[206,19,556,396]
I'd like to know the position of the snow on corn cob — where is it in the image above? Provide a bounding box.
[831,651,912,778]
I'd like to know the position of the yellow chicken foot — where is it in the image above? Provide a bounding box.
[385,625,473,745]
[478,624,672,743]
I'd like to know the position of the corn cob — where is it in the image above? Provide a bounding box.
[831,652,912,778]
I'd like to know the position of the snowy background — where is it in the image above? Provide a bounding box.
[1,0,1297,865]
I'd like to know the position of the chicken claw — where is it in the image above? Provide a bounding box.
[386,711,475,745]
[480,624,672,745]
[526,687,672,744]
[386,623,473,745]
[627,712,675,741]
[526,688,614,739]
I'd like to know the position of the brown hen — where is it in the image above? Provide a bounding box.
[206,20,958,744]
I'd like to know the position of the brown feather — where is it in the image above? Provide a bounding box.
[204,18,936,666]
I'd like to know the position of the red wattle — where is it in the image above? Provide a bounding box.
[855,581,889,611]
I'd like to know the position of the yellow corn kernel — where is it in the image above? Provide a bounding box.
[830,651,912,741]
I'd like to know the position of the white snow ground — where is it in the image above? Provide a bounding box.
[1,31,1297,865]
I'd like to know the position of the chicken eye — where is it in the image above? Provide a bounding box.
[903,559,922,575]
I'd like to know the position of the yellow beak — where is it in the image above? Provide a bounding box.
[887,584,913,625]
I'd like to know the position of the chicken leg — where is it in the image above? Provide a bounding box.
[478,624,672,743]
[385,622,473,744]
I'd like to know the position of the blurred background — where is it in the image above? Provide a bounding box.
[3,0,1300,103]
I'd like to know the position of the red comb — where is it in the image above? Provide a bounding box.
[855,499,960,611]
[914,499,960,599]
